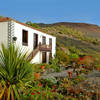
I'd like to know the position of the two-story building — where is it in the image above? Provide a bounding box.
[0,17,56,63]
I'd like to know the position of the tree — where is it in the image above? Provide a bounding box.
[0,16,3,18]
[56,48,70,66]
[26,21,39,28]
[0,44,33,100]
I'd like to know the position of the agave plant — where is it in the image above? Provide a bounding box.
[0,44,33,100]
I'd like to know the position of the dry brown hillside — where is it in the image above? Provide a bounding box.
[39,22,100,38]
[26,21,100,59]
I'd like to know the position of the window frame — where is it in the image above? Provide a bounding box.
[22,29,28,46]
[42,36,46,45]
[49,38,52,45]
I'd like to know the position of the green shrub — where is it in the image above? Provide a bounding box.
[69,53,79,63]
[69,53,79,59]
[0,44,33,100]
[69,46,80,54]
[22,81,63,100]
[49,57,61,72]
[32,64,41,73]
[56,48,70,66]
[95,64,100,69]
[26,21,39,28]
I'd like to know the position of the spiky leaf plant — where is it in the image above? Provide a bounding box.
[0,44,33,100]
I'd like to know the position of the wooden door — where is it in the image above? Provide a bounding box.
[42,52,46,63]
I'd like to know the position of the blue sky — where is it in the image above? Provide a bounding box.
[0,0,100,25]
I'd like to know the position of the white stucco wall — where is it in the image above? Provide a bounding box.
[0,19,56,64]
[0,22,8,50]
[14,22,56,63]
[31,51,44,64]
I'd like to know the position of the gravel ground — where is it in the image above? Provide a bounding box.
[40,68,76,79]
[40,69,100,79]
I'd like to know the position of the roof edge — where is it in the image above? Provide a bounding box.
[0,17,56,38]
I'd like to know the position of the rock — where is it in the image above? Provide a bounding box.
[40,69,77,79]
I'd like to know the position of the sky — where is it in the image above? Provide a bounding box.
[0,0,100,25]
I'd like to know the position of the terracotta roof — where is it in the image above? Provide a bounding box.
[0,17,11,22]
[0,17,53,36]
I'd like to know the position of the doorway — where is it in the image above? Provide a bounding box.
[42,52,47,63]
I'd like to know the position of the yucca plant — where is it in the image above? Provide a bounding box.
[0,44,33,100]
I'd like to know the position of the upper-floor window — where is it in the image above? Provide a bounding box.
[34,33,38,49]
[49,38,52,46]
[22,30,28,46]
[49,38,52,48]
[42,36,46,45]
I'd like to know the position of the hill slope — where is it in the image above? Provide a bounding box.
[27,22,100,59]
[39,22,100,38]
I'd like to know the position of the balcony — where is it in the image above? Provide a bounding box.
[27,42,52,60]
[39,42,52,52]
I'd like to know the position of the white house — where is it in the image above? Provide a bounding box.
[0,17,56,64]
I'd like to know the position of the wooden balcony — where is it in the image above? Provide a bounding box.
[39,42,52,52]
[27,42,52,60]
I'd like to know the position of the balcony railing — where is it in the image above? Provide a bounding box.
[27,42,52,60]
[39,42,52,52]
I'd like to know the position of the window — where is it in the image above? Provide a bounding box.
[49,38,52,49]
[49,38,52,45]
[22,30,28,46]
[42,36,46,45]
[34,33,38,49]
